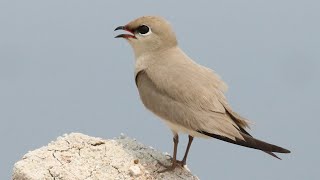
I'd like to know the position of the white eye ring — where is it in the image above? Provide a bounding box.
[137,25,152,36]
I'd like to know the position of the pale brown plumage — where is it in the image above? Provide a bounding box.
[115,16,290,170]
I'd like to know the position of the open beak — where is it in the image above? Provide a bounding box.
[114,26,136,39]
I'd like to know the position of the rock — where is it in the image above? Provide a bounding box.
[13,133,199,180]
[129,165,141,177]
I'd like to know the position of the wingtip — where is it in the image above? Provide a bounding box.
[277,147,291,154]
[264,151,282,160]
[283,149,291,153]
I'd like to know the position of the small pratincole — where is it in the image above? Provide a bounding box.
[115,16,290,172]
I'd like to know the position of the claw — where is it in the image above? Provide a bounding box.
[166,156,187,166]
[158,164,178,173]
[157,159,185,173]
[176,160,186,166]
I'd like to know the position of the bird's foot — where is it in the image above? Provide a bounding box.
[157,159,185,173]
[158,162,178,173]
[176,160,186,166]
[167,156,187,166]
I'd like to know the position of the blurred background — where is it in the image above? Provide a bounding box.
[0,1,319,179]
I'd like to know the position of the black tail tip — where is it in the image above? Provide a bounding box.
[277,147,290,153]
[282,149,291,153]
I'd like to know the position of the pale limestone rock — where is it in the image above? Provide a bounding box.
[129,165,141,177]
[13,133,199,180]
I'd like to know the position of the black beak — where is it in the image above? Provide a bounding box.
[114,34,126,38]
[114,26,125,31]
[114,25,136,39]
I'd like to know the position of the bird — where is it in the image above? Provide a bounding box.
[114,16,290,172]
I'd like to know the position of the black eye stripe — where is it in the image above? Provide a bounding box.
[137,25,150,34]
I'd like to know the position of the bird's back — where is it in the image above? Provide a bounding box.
[135,47,249,139]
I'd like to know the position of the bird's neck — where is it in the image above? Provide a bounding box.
[134,46,180,76]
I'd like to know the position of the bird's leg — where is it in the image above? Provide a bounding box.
[158,134,179,173]
[165,135,194,166]
[177,135,194,166]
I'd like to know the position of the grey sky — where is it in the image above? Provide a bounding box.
[1,1,319,179]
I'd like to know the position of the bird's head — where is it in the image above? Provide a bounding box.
[115,16,178,57]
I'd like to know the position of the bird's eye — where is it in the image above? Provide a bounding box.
[137,25,151,35]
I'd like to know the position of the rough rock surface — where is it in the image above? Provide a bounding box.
[13,133,199,180]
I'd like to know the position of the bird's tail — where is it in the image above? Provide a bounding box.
[264,151,282,160]
[198,130,290,159]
